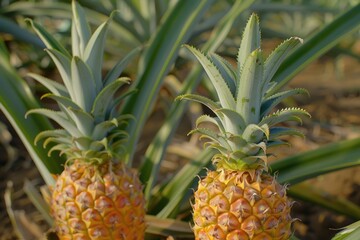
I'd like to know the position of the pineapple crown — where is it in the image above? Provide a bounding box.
[177,14,309,172]
[26,2,138,164]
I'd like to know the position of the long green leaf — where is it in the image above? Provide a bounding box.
[289,183,360,220]
[0,41,63,185]
[332,221,360,240]
[184,45,236,110]
[71,56,96,112]
[237,13,261,72]
[0,16,44,48]
[45,49,73,98]
[27,73,68,97]
[142,0,255,210]
[236,49,263,124]
[83,20,109,93]
[263,37,302,96]
[271,137,360,185]
[26,19,70,58]
[122,0,215,164]
[72,1,91,56]
[268,4,360,95]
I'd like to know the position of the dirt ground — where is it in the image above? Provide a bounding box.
[0,44,359,239]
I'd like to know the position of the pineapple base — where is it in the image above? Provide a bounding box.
[51,160,146,240]
[193,169,292,240]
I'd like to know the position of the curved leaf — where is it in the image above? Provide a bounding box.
[261,88,309,118]
[184,45,236,110]
[27,73,68,97]
[237,13,261,72]
[269,4,360,95]
[26,19,70,57]
[71,56,96,112]
[72,1,91,56]
[271,137,360,185]
[92,77,131,121]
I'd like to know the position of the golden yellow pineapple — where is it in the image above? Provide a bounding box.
[193,170,291,239]
[178,14,308,240]
[52,160,144,239]
[27,2,145,239]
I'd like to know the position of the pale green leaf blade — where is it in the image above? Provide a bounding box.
[41,94,80,111]
[216,108,247,132]
[66,108,94,137]
[45,49,73,99]
[190,128,232,149]
[263,37,303,96]
[236,49,263,124]
[26,109,81,137]
[27,73,69,97]
[35,129,68,146]
[242,123,269,143]
[260,107,309,127]
[195,115,223,132]
[83,20,110,93]
[72,1,91,56]
[209,53,236,95]
[332,221,360,240]
[176,94,221,114]
[184,45,235,110]
[71,56,96,112]
[237,13,260,72]
[26,19,70,57]
[261,88,309,118]
[71,15,81,57]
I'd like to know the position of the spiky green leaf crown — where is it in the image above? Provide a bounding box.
[177,14,309,171]
[26,2,138,164]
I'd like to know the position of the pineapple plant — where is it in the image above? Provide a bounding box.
[178,14,309,240]
[26,2,145,239]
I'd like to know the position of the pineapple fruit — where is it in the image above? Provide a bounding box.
[178,14,309,240]
[27,2,145,239]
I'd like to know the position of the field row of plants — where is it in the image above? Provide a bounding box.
[0,0,359,239]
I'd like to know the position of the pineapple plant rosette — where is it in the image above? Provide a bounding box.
[26,2,145,239]
[178,14,309,239]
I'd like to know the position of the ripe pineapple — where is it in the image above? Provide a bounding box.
[27,2,145,239]
[178,14,309,240]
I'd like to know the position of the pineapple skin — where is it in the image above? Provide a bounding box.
[51,160,146,240]
[193,169,292,240]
